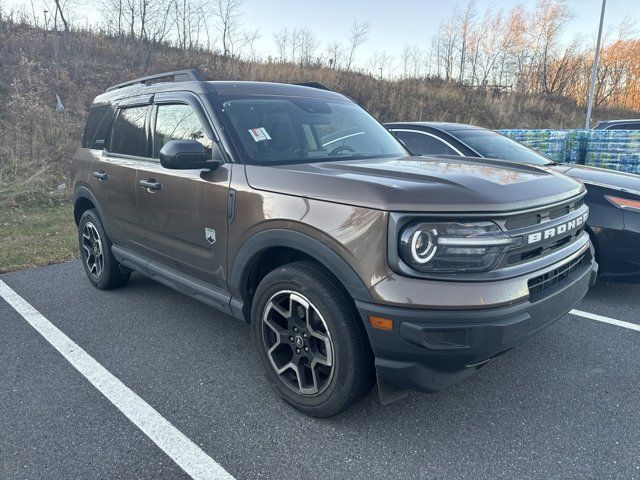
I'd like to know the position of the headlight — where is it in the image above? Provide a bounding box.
[398,221,519,273]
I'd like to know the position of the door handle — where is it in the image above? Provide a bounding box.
[138,178,161,191]
[93,171,108,181]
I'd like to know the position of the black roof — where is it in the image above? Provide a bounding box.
[93,70,347,106]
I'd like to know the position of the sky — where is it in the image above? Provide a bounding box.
[239,0,635,57]
[2,0,637,68]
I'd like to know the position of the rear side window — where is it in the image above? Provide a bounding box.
[110,106,149,157]
[394,130,459,156]
[82,105,111,148]
[153,104,212,159]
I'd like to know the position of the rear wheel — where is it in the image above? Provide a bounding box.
[78,209,130,290]
[251,261,375,417]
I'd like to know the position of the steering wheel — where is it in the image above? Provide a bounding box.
[328,145,356,156]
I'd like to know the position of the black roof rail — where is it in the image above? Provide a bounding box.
[295,82,333,92]
[105,69,205,92]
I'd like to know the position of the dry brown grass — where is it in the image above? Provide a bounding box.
[1,21,638,207]
[0,204,77,273]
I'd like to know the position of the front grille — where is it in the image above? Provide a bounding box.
[504,198,584,230]
[496,196,588,268]
[527,252,587,300]
[506,226,585,265]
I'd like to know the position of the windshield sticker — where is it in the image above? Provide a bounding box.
[248,127,272,142]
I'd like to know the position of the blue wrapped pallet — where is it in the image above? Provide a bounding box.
[498,129,568,163]
[564,130,589,164]
[499,129,639,173]
[585,130,640,174]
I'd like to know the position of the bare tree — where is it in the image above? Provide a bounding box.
[434,11,458,81]
[100,0,125,36]
[593,22,636,106]
[478,10,506,86]
[325,40,344,69]
[52,0,69,31]
[501,4,529,90]
[408,46,423,78]
[297,26,319,65]
[368,50,393,79]
[136,0,173,41]
[289,27,300,62]
[400,45,411,78]
[211,0,242,56]
[236,28,260,60]
[346,19,370,70]
[533,0,574,93]
[273,28,289,62]
[456,0,475,82]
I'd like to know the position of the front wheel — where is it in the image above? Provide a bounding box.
[78,209,130,290]
[251,261,375,417]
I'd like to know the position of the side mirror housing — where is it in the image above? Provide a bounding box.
[159,140,222,170]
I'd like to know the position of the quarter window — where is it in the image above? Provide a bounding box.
[82,105,111,149]
[394,131,459,156]
[154,104,213,159]
[110,106,149,157]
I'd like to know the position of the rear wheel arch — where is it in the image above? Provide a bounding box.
[230,229,373,322]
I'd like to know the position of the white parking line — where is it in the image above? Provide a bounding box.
[0,280,235,480]
[570,309,640,332]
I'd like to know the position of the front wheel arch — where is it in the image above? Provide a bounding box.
[229,229,374,321]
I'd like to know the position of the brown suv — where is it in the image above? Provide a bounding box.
[72,70,597,417]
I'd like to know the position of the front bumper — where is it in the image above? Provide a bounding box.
[356,251,597,393]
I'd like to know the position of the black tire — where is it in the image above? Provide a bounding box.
[251,261,375,417]
[78,209,130,290]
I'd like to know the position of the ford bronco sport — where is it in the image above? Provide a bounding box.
[72,70,597,417]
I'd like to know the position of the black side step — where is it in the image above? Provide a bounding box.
[111,245,236,316]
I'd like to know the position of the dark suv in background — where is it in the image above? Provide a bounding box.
[594,119,640,130]
[72,70,597,417]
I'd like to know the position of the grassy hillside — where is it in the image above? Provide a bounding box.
[1,21,638,207]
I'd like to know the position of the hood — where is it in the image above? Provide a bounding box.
[245,155,584,212]
[553,163,640,195]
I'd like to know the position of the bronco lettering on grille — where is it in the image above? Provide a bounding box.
[526,212,588,245]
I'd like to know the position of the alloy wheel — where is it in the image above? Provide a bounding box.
[81,221,104,278]
[261,290,335,396]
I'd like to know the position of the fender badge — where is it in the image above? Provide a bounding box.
[205,228,216,245]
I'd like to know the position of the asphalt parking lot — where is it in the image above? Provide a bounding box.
[2,260,640,480]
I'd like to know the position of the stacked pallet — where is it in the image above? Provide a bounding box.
[584,131,640,174]
[498,129,568,163]
[564,130,590,164]
[498,129,640,174]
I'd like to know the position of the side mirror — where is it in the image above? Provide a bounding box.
[159,140,221,170]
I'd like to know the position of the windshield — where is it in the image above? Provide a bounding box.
[215,95,408,165]
[453,129,554,166]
